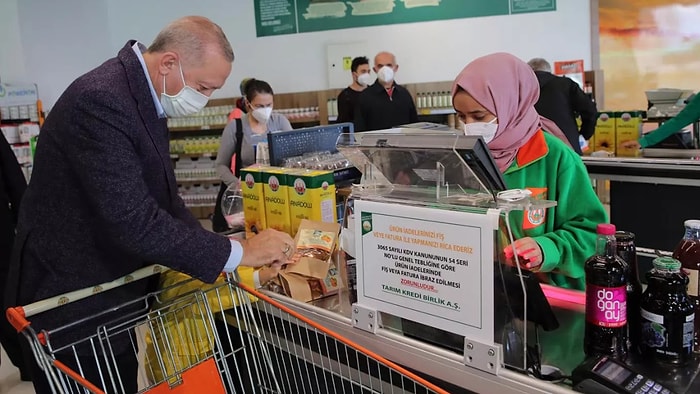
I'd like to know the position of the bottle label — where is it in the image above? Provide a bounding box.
[686,268,699,297]
[586,284,627,327]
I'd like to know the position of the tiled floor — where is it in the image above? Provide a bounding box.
[0,346,34,394]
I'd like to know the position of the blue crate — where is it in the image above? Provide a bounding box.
[267,122,354,166]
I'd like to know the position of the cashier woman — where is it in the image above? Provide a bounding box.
[452,53,609,290]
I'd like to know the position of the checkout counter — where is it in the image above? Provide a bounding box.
[228,129,700,393]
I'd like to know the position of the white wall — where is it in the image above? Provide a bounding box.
[0,0,27,84]
[1,0,592,110]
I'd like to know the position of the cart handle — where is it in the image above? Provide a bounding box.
[6,264,169,333]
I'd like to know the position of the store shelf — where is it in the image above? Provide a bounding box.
[170,152,218,159]
[418,108,455,115]
[169,124,227,132]
[176,177,221,185]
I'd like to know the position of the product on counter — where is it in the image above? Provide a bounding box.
[615,111,643,157]
[593,112,616,154]
[287,169,337,236]
[639,257,694,365]
[240,166,268,237]
[262,167,292,235]
[672,219,700,353]
[275,220,342,302]
[616,231,642,354]
[584,223,629,360]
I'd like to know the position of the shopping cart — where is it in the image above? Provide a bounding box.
[6,264,450,394]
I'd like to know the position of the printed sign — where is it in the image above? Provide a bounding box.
[355,200,499,340]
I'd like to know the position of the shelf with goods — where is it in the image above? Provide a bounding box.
[0,83,44,181]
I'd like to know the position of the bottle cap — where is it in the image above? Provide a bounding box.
[653,256,681,271]
[684,220,700,230]
[614,231,635,241]
[596,223,616,235]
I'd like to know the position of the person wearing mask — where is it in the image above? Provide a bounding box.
[452,52,608,290]
[336,56,372,124]
[213,79,292,232]
[527,58,597,155]
[354,51,418,131]
[5,16,294,394]
[621,92,700,150]
[0,133,29,381]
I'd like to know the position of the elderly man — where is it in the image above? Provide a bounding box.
[5,16,293,393]
[528,57,597,154]
[354,51,418,131]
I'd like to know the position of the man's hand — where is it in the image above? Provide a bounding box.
[503,237,543,271]
[238,229,295,268]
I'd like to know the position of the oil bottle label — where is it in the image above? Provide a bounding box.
[586,284,627,327]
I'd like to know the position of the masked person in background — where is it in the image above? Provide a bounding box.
[353,51,418,131]
[452,52,607,290]
[213,79,293,232]
[336,56,372,124]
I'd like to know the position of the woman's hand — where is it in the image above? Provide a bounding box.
[503,237,543,271]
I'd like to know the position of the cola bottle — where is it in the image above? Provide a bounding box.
[616,231,642,354]
[584,223,629,360]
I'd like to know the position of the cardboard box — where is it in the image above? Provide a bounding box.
[240,166,267,237]
[615,111,643,157]
[593,111,616,154]
[262,167,292,235]
[287,169,337,236]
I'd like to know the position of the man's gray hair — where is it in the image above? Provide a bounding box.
[148,16,234,65]
[527,58,551,73]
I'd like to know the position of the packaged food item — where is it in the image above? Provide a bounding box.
[262,167,292,235]
[593,112,616,154]
[275,220,342,302]
[285,220,340,279]
[287,169,337,236]
[615,111,643,157]
[240,166,267,237]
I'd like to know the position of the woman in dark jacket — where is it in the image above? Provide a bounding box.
[0,131,28,380]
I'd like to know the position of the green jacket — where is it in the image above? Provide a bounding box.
[503,131,609,290]
[640,93,700,148]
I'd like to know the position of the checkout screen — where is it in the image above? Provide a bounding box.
[596,361,632,385]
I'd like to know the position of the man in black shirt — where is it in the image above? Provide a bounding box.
[528,57,597,154]
[336,56,372,123]
[354,51,418,131]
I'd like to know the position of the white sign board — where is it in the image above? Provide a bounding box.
[355,200,499,341]
[0,83,38,107]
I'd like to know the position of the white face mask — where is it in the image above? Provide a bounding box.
[357,72,373,87]
[160,61,209,117]
[463,117,498,144]
[251,106,273,123]
[376,66,394,84]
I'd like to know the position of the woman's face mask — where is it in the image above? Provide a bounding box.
[251,106,273,123]
[463,117,498,144]
[160,60,209,118]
